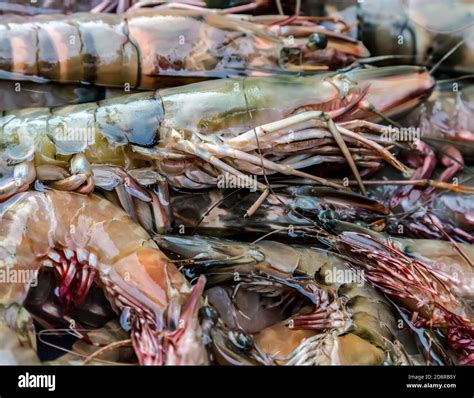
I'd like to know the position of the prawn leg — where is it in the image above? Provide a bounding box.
[0,161,36,202]
[168,110,380,193]
[225,110,409,194]
[46,154,95,194]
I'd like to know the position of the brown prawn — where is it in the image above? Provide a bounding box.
[0,189,208,365]
[0,8,369,89]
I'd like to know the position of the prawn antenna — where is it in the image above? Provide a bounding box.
[429,39,464,75]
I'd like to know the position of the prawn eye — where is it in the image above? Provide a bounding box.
[306,33,328,51]
[199,305,218,324]
[230,331,253,352]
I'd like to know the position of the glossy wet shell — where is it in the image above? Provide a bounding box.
[0,91,162,166]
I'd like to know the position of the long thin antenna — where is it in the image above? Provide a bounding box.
[437,74,474,84]
[429,39,464,75]
[357,55,415,63]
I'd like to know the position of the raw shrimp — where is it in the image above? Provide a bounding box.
[0,190,209,365]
